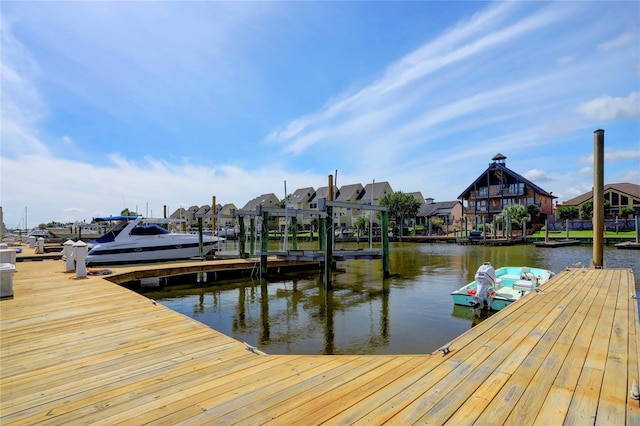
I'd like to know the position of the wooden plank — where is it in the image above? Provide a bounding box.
[439,283,584,424]
[534,269,613,424]
[426,270,587,425]
[502,269,603,425]
[627,268,640,424]
[596,269,629,425]
[564,268,619,424]
[261,356,413,424]
[177,357,403,425]
[2,342,251,417]
[88,355,329,425]
[21,355,296,425]
[187,356,384,425]
[359,270,581,424]
[1,260,637,425]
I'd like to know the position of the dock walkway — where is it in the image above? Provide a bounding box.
[1,258,639,424]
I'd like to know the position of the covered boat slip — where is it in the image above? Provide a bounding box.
[1,261,638,424]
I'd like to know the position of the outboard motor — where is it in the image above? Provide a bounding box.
[472,262,496,310]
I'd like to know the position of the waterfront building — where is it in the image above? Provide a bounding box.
[217,203,238,228]
[287,187,316,229]
[560,182,640,218]
[457,153,556,224]
[416,199,464,233]
[334,183,366,231]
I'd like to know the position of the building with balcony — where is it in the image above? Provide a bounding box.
[457,153,556,223]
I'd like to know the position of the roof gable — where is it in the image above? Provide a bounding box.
[362,181,394,201]
[315,186,339,200]
[418,200,461,217]
[562,182,640,206]
[336,184,364,202]
[290,187,315,203]
[458,162,555,199]
[241,193,279,210]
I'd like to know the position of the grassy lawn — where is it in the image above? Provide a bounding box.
[268,229,636,239]
[529,229,636,239]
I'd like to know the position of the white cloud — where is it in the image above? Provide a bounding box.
[0,16,49,157]
[1,2,638,227]
[579,148,640,165]
[1,152,328,226]
[267,2,571,159]
[557,55,575,65]
[577,92,640,121]
[578,167,592,176]
[618,167,640,183]
[523,169,551,183]
[598,32,635,51]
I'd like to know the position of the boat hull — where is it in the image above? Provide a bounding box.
[87,236,219,265]
[451,266,553,311]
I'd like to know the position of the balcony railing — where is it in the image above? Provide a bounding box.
[470,187,525,198]
[468,202,541,214]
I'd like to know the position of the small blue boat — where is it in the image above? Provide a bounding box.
[451,262,555,312]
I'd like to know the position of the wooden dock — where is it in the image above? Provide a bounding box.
[1,258,639,424]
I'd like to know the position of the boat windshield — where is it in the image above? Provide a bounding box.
[92,219,131,243]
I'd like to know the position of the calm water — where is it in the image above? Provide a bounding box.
[139,241,640,355]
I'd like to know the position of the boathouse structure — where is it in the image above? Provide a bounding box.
[458,153,556,224]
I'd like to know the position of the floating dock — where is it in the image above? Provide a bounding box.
[1,258,639,424]
[534,239,582,248]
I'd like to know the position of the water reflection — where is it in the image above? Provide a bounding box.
[139,243,639,355]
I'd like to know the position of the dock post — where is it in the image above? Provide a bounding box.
[291,217,298,250]
[319,202,326,251]
[323,175,334,289]
[261,211,269,276]
[482,217,486,243]
[37,237,44,254]
[493,216,497,239]
[382,211,390,278]
[545,219,549,242]
[324,206,333,288]
[592,129,604,268]
[63,239,75,272]
[250,217,255,256]
[197,217,204,259]
[72,241,87,279]
[211,196,216,236]
[238,217,246,258]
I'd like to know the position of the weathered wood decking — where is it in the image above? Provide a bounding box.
[1,257,639,424]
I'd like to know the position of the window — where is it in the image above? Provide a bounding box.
[611,192,619,206]
[508,183,524,195]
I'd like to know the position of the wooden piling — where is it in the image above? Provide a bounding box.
[324,174,334,288]
[593,129,605,267]
[261,211,269,276]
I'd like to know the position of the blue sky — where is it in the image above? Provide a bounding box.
[1,1,639,228]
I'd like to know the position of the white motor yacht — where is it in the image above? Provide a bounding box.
[86,216,223,265]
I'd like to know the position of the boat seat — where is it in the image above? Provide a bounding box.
[500,274,521,281]
[513,279,537,292]
[493,278,503,290]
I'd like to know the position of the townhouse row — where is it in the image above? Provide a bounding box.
[168,153,640,234]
